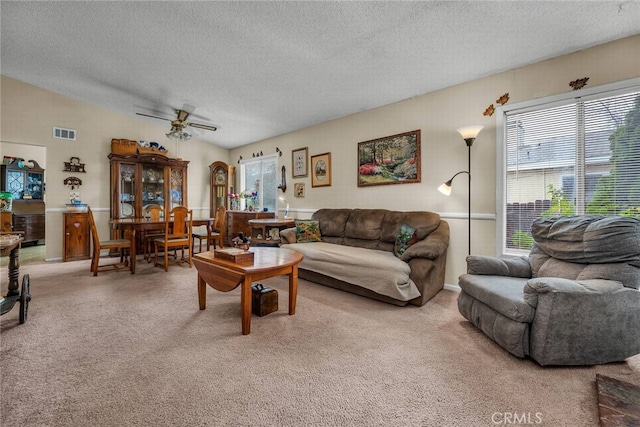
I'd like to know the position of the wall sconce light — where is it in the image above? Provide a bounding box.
[438,125,483,255]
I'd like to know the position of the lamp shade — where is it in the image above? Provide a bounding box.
[437,181,452,196]
[279,196,289,217]
[456,125,484,140]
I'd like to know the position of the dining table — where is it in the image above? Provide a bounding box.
[109,217,215,274]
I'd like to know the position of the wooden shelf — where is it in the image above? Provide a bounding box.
[248,218,294,246]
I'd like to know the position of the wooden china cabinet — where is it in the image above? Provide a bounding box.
[109,152,189,252]
[1,160,46,245]
[109,152,189,220]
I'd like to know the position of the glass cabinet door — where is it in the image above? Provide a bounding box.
[26,172,44,200]
[141,164,165,209]
[118,163,136,218]
[6,170,25,199]
[169,168,184,210]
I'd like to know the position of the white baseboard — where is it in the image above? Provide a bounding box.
[443,283,461,292]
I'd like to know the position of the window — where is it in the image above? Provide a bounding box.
[239,154,278,212]
[498,79,640,254]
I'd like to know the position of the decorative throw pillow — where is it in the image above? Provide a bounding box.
[295,220,322,243]
[394,224,417,257]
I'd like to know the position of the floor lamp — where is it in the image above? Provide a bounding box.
[438,126,483,256]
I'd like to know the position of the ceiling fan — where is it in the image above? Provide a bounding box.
[136,105,218,142]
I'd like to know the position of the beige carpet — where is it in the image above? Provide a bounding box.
[2,258,639,426]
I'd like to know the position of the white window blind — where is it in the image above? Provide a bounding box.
[503,89,640,252]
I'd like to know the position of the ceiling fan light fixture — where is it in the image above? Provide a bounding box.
[166,126,191,142]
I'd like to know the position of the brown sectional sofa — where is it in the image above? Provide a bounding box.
[280,208,449,306]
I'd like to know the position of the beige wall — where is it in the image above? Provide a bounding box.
[230,34,640,286]
[2,34,639,285]
[0,77,229,260]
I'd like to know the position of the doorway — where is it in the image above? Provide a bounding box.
[0,141,46,263]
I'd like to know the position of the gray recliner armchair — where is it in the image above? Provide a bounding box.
[458,215,640,366]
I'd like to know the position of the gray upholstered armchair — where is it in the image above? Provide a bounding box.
[458,215,640,366]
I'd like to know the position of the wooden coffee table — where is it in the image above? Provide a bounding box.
[193,247,303,335]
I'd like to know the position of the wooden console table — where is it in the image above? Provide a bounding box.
[248,218,294,246]
[225,210,274,246]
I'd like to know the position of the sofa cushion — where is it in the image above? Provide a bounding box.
[531,216,640,265]
[295,219,322,243]
[311,208,351,245]
[394,223,417,257]
[282,242,420,301]
[530,216,640,289]
[380,211,441,242]
[458,274,536,323]
[343,209,386,249]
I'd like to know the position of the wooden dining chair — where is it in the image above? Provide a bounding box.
[141,204,164,262]
[87,206,132,276]
[192,206,226,253]
[153,206,193,271]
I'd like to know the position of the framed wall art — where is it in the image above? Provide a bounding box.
[357,129,421,187]
[292,147,308,178]
[311,152,331,188]
[294,182,305,198]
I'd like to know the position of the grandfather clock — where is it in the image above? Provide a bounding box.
[209,161,230,217]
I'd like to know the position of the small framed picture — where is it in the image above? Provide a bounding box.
[294,182,305,198]
[292,147,308,178]
[311,152,331,188]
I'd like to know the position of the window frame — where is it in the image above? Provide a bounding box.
[496,77,640,256]
[238,153,279,212]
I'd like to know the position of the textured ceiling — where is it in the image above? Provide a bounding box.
[2,1,640,149]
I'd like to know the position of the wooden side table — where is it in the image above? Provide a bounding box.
[248,218,295,246]
[63,211,90,262]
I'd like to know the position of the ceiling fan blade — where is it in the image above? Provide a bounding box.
[188,122,219,132]
[182,104,196,115]
[136,112,173,122]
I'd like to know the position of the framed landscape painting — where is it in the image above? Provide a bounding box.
[357,130,421,187]
[311,152,331,188]
[292,147,308,178]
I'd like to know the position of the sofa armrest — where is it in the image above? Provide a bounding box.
[466,255,531,278]
[400,220,449,262]
[528,283,640,365]
[523,277,624,308]
[280,227,297,244]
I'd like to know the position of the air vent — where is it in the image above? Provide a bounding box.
[53,127,76,141]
